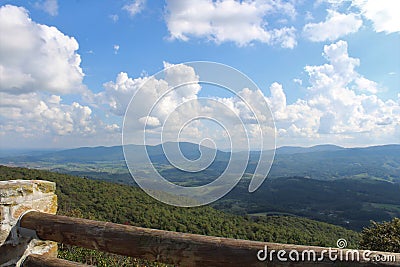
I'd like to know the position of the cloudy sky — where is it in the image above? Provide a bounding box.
[0,0,399,149]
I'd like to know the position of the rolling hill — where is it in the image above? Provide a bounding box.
[1,143,399,231]
[0,165,359,246]
[1,143,399,183]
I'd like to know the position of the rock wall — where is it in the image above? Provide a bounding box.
[0,180,58,267]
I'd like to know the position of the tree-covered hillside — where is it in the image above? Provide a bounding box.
[0,165,360,266]
[213,176,400,230]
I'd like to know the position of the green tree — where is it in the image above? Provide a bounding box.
[359,218,400,253]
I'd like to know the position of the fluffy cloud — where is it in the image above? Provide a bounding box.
[100,62,275,149]
[165,0,297,48]
[0,5,116,148]
[99,72,147,116]
[0,5,84,95]
[352,0,400,34]
[139,116,161,127]
[98,62,200,119]
[101,42,398,147]
[0,92,94,136]
[266,40,400,145]
[102,63,212,145]
[303,10,362,41]
[0,89,123,149]
[267,82,287,120]
[320,0,400,34]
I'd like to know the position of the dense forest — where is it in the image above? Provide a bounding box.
[212,175,400,230]
[2,143,399,231]
[0,165,361,266]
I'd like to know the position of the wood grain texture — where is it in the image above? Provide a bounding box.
[23,254,92,267]
[20,211,400,266]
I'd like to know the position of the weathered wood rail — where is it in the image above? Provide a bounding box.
[23,254,91,267]
[19,211,400,267]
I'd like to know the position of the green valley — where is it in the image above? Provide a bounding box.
[0,165,361,266]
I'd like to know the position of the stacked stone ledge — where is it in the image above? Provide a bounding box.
[0,180,58,267]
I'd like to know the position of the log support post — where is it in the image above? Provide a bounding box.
[0,180,58,267]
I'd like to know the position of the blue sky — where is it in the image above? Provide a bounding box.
[0,0,399,149]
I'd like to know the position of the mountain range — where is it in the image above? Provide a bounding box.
[2,142,398,162]
[2,142,398,181]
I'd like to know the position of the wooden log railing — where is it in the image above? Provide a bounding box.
[19,211,400,267]
[23,254,92,267]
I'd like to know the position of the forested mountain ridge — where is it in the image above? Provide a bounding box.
[213,176,400,230]
[2,143,399,182]
[0,165,359,248]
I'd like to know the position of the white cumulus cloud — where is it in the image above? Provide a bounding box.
[100,43,398,147]
[0,5,117,148]
[98,62,201,120]
[0,5,84,95]
[139,116,161,127]
[99,62,275,149]
[352,0,400,34]
[266,40,400,146]
[0,92,95,136]
[320,0,400,34]
[303,10,362,41]
[165,0,297,48]
[99,72,147,116]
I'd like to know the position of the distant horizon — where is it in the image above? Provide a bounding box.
[1,141,399,153]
